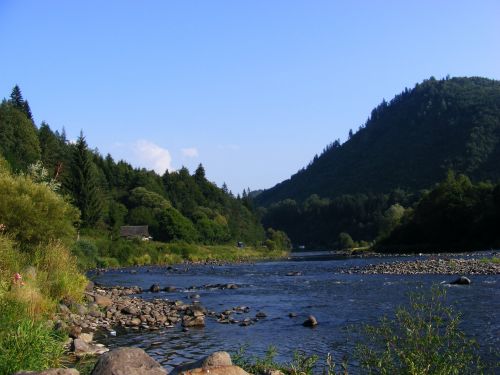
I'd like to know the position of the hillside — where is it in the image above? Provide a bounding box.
[0,86,279,252]
[256,77,500,207]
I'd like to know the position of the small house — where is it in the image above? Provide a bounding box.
[119,225,152,241]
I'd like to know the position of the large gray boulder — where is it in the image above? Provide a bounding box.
[91,347,167,375]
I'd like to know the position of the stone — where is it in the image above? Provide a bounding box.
[91,347,167,375]
[164,286,177,292]
[121,306,140,316]
[79,332,94,343]
[85,280,95,292]
[450,276,471,285]
[302,315,318,327]
[255,311,267,318]
[57,303,71,315]
[288,312,297,318]
[182,315,205,327]
[15,369,80,375]
[68,325,82,338]
[170,351,235,375]
[150,284,161,293]
[130,317,142,326]
[94,295,113,308]
[73,338,109,357]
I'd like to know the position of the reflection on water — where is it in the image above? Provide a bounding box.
[91,256,499,372]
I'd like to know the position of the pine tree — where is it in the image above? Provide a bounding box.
[9,85,24,109]
[66,132,102,226]
[22,100,33,121]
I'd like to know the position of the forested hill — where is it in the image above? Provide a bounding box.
[256,77,500,206]
[0,86,269,246]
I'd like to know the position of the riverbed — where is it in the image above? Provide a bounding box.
[90,254,499,372]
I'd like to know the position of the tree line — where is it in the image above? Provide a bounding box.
[0,85,288,249]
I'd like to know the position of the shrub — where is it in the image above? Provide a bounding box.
[0,172,79,249]
[356,286,485,374]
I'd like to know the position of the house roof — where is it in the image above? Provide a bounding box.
[120,225,150,237]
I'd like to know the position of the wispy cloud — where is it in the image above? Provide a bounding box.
[181,147,199,158]
[133,139,173,174]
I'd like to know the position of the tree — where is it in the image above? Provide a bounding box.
[9,85,23,109]
[66,132,103,226]
[338,232,354,249]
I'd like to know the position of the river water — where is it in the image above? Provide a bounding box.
[90,255,499,372]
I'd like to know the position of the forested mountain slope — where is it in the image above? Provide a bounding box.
[256,77,500,207]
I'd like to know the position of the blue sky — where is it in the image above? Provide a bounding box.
[1,1,499,194]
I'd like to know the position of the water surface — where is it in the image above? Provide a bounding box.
[91,255,499,372]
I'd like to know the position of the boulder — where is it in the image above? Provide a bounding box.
[450,276,471,285]
[171,352,236,375]
[302,315,318,327]
[15,369,79,375]
[73,338,109,357]
[182,315,205,327]
[94,295,113,308]
[255,311,267,318]
[164,286,177,292]
[150,284,161,293]
[91,347,167,375]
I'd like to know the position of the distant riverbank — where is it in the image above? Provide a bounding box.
[341,256,500,275]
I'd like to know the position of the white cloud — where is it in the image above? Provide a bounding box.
[133,139,173,174]
[181,147,199,158]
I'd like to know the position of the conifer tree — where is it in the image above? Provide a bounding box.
[66,132,102,226]
[9,85,23,109]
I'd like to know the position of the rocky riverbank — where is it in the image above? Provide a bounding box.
[340,257,500,275]
[55,280,280,360]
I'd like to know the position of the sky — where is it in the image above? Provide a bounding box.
[1,1,499,194]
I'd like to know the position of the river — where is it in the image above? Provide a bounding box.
[90,254,499,372]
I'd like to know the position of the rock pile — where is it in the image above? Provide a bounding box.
[341,258,499,275]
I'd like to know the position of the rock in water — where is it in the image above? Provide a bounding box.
[91,347,167,375]
[302,315,318,327]
[450,276,471,285]
[150,284,161,292]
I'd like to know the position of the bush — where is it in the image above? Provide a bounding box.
[0,172,79,250]
[356,286,485,374]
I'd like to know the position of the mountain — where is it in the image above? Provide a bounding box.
[256,77,500,207]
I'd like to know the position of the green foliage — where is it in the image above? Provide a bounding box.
[264,228,292,251]
[263,191,415,249]
[338,232,354,249]
[257,77,500,205]
[65,132,103,227]
[0,85,268,249]
[0,316,66,374]
[232,346,347,375]
[356,287,485,374]
[0,170,79,249]
[379,172,500,251]
[0,102,41,170]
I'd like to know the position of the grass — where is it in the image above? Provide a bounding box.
[0,309,66,374]
[72,234,288,270]
[479,256,500,264]
[232,346,348,375]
